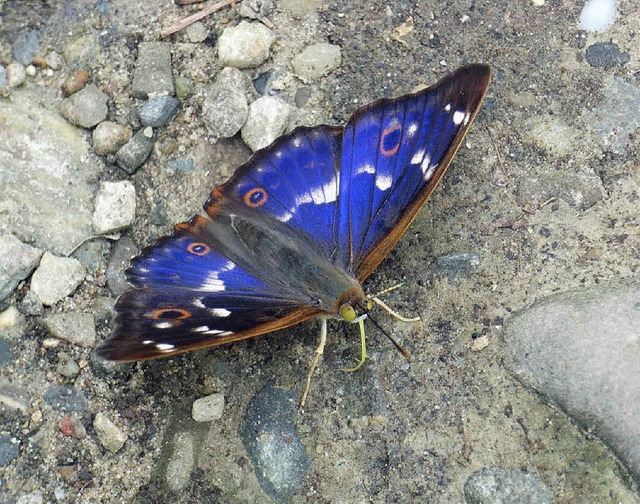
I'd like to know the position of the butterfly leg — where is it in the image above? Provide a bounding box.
[339,318,367,372]
[300,318,328,408]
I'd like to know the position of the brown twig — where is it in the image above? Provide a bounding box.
[160,0,237,38]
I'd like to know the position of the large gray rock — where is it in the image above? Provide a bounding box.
[504,283,640,482]
[0,87,96,255]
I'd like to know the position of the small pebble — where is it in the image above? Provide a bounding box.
[252,68,277,95]
[94,412,127,453]
[131,42,174,99]
[57,357,81,378]
[58,84,109,129]
[25,65,36,77]
[192,393,225,422]
[43,312,96,348]
[92,180,136,235]
[137,95,181,127]
[30,252,86,306]
[174,75,194,100]
[59,412,87,439]
[186,21,209,43]
[241,96,291,151]
[0,234,42,301]
[45,50,64,70]
[12,30,40,65]
[62,69,90,96]
[115,128,156,174]
[292,43,342,81]
[217,21,275,69]
[585,42,630,68]
[92,121,133,156]
[6,62,26,88]
[105,236,139,296]
[294,87,311,107]
[202,67,249,139]
[0,306,20,329]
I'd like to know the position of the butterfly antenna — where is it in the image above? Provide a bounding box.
[367,312,412,362]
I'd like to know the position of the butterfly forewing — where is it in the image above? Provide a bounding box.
[335,64,492,279]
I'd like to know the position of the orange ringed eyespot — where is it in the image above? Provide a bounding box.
[380,120,402,157]
[187,242,210,256]
[151,308,191,320]
[243,187,268,207]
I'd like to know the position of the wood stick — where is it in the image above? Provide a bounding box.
[160,0,236,38]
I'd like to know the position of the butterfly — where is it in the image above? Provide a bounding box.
[96,64,491,374]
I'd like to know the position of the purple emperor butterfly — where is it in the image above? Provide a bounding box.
[97,64,491,372]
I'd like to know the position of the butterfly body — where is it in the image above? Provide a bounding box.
[97,64,491,361]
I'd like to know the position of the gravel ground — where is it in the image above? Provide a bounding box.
[0,0,639,502]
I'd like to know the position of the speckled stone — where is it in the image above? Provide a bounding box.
[241,96,290,151]
[217,21,275,69]
[137,95,181,127]
[292,43,342,81]
[202,67,249,139]
[44,312,96,348]
[92,181,136,235]
[94,412,127,453]
[0,234,42,301]
[30,252,86,306]
[92,121,133,156]
[192,393,225,422]
[58,84,109,129]
[115,128,156,174]
[131,42,174,99]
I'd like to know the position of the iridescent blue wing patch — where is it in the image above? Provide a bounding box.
[335,64,491,278]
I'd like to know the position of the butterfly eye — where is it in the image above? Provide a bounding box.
[340,304,357,322]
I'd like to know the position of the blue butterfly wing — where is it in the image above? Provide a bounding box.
[98,65,490,361]
[335,64,491,279]
[205,126,343,258]
[97,215,324,360]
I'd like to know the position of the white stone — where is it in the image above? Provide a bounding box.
[579,0,617,32]
[241,96,291,152]
[191,393,225,422]
[43,312,96,347]
[92,181,136,235]
[94,412,127,453]
[292,43,342,82]
[30,252,86,306]
[217,21,275,69]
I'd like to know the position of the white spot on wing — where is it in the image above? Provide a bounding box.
[143,340,154,345]
[408,123,418,136]
[356,163,375,175]
[292,137,302,148]
[193,299,206,308]
[445,103,452,112]
[155,322,173,329]
[202,271,225,292]
[210,308,231,317]
[156,343,175,352]
[411,149,425,165]
[424,163,438,181]
[452,110,467,126]
[376,174,393,191]
[194,326,209,332]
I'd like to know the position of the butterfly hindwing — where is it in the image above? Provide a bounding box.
[335,64,492,279]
